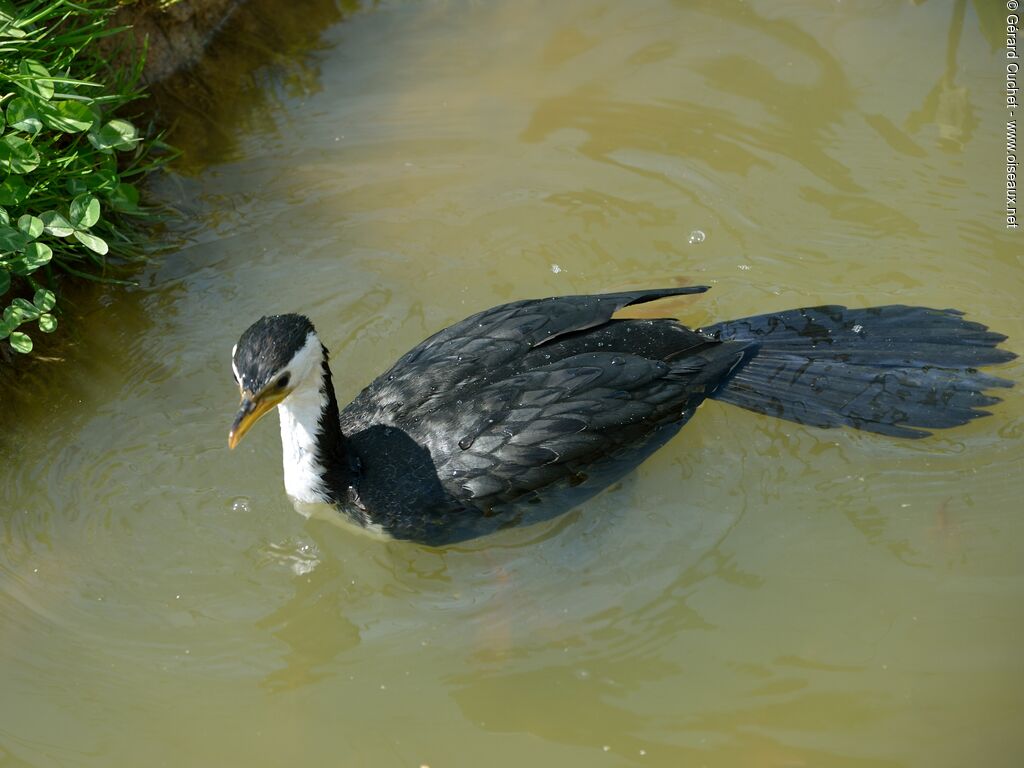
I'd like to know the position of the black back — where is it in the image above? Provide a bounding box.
[336,287,746,540]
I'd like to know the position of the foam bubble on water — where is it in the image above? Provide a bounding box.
[551,263,563,274]
[231,497,250,514]
[260,538,321,576]
[687,229,706,244]
[291,541,320,576]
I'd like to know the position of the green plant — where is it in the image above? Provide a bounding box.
[0,0,167,355]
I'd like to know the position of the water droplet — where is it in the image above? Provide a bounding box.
[852,324,864,333]
[231,498,250,514]
[687,229,706,244]
[611,356,625,365]
[458,436,475,450]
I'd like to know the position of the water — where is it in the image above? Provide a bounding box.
[3,1,1023,765]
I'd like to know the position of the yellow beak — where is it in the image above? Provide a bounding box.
[228,391,286,449]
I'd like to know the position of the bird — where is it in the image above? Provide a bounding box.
[228,286,1015,545]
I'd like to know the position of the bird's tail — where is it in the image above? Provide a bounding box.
[701,305,1016,438]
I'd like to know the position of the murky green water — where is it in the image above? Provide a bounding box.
[3,1,1023,765]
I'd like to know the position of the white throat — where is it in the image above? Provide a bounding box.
[275,335,333,504]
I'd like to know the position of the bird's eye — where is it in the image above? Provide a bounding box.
[277,373,291,389]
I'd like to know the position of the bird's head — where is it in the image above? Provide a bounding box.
[228,314,322,449]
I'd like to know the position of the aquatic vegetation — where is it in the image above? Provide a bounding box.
[0,1,170,355]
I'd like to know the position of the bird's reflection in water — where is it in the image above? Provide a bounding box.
[255,537,361,693]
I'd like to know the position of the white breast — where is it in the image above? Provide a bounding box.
[277,384,332,503]
[274,334,334,504]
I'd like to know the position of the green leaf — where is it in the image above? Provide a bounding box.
[12,297,40,321]
[0,207,7,226]
[17,59,54,102]
[73,230,108,254]
[20,241,52,271]
[33,288,55,311]
[6,97,43,135]
[9,331,32,353]
[17,214,43,239]
[38,313,56,333]
[0,176,29,206]
[67,177,88,196]
[0,270,9,296]
[0,320,12,340]
[88,119,139,153]
[0,223,28,252]
[109,182,139,211]
[40,211,74,237]
[8,242,53,275]
[39,100,95,134]
[4,303,26,324]
[0,134,41,174]
[0,3,26,39]
[69,194,100,228]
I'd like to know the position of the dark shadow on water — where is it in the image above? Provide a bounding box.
[149,0,365,173]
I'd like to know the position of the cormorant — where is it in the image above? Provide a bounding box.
[228,286,1015,545]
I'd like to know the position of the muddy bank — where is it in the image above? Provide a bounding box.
[104,0,242,84]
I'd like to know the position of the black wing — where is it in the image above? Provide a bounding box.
[424,345,747,504]
[340,286,711,429]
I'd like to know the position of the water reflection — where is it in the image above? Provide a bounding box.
[256,541,362,692]
[905,0,973,151]
[150,0,363,171]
